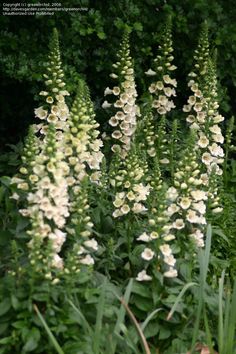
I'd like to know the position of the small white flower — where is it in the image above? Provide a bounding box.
[166,203,180,216]
[186,209,199,223]
[179,197,191,210]
[132,203,147,213]
[104,87,113,96]
[34,106,48,120]
[164,255,176,267]
[212,207,223,214]
[192,201,206,214]
[208,143,224,157]
[191,190,207,201]
[163,234,176,241]
[102,100,112,109]
[164,267,177,278]
[84,238,98,251]
[166,187,178,201]
[172,219,185,229]
[198,135,209,148]
[145,68,157,76]
[202,152,214,165]
[209,125,221,135]
[213,114,224,123]
[10,192,20,200]
[112,209,122,218]
[136,270,152,281]
[51,254,64,269]
[137,232,150,242]
[141,248,155,261]
[80,255,95,265]
[160,158,170,164]
[159,244,172,256]
[212,134,224,144]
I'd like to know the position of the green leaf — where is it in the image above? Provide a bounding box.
[12,321,27,329]
[0,298,11,316]
[11,295,20,310]
[133,22,143,31]
[0,336,12,345]
[132,281,151,298]
[143,321,160,339]
[133,295,153,312]
[159,327,171,340]
[23,328,40,352]
[97,32,106,40]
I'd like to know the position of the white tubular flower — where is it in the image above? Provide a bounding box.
[80,254,95,265]
[172,218,185,229]
[164,267,178,278]
[104,87,113,96]
[137,232,150,242]
[164,254,176,267]
[159,244,172,257]
[84,239,98,251]
[166,187,178,201]
[145,69,157,76]
[51,254,64,269]
[132,203,147,213]
[191,190,207,201]
[35,106,48,120]
[102,100,112,109]
[141,248,155,261]
[136,270,152,281]
[179,197,191,210]
[198,135,209,148]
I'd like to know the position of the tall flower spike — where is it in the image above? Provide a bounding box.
[25,123,70,279]
[65,79,104,184]
[184,27,224,215]
[35,28,70,138]
[62,80,102,272]
[11,125,40,201]
[136,161,177,281]
[136,110,157,159]
[64,179,97,275]
[188,21,209,82]
[165,132,208,249]
[146,16,177,116]
[102,30,140,159]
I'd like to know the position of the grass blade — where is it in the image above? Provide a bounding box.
[218,270,225,353]
[34,304,64,354]
[203,306,215,354]
[141,308,164,331]
[226,278,236,354]
[93,278,107,353]
[190,224,212,353]
[111,278,133,354]
[167,282,197,320]
[114,278,133,335]
[67,298,92,334]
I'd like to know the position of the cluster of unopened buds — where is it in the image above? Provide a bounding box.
[34,34,70,138]
[145,20,177,116]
